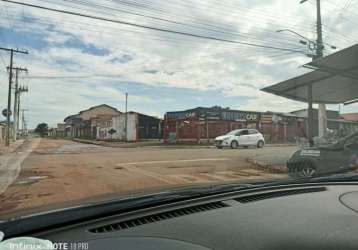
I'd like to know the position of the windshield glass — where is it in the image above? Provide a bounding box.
[227,130,241,135]
[0,0,358,221]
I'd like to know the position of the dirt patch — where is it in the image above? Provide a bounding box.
[0,138,288,218]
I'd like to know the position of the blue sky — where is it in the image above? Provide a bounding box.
[0,0,357,128]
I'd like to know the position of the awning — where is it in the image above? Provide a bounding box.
[261,43,358,104]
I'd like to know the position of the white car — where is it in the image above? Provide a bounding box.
[214,129,265,149]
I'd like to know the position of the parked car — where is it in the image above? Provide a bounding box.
[287,131,358,178]
[214,129,265,149]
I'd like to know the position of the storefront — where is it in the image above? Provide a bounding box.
[164,107,358,144]
[163,107,261,143]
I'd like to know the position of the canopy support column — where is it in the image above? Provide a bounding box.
[307,84,314,147]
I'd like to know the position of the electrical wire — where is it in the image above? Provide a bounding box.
[0,0,309,54]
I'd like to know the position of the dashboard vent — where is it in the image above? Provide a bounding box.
[89,201,227,233]
[235,187,326,203]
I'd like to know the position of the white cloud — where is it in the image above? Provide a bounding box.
[1,0,357,127]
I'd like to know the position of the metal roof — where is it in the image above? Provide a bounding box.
[261,43,358,104]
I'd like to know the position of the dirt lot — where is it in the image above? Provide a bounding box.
[0,138,297,217]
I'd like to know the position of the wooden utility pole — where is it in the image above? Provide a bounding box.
[125,92,128,141]
[20,109,29,137]
[17,86,29,136]
[0,47,28,146]
[7,67,28,141]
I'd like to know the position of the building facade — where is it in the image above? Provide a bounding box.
[291,109,358,137]
[0,122,6,141]
[97,112,162,141]
[163,107,358,144]
[340,113,358,122]
[64,104,121,139]
[163,107,262,143]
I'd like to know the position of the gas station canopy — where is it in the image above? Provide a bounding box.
[261,43,358,104]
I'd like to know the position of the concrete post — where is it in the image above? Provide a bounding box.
[318,103,327,137]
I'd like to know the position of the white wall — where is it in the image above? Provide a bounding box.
[97,113,137,141]
[0,126,4,140]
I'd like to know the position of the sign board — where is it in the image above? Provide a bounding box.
[2,109,11,117]
[166,111,197,120]
[199,110,221,120]
[222,111,260,121]
[261,114,273,124]
[168,132,177,144]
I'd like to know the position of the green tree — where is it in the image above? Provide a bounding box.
[108,128,117,140]
[35,123,49,137]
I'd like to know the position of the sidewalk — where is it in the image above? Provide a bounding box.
[0,139,25,155]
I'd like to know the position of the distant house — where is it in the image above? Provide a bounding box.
[340,113,358,122]
[49,123,66,138]
[64,114,82,138]
[64,104,121,139]
[290,109,358,136]
[97,112,162,141]
[0,121,6,141]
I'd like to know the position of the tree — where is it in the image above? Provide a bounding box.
[35,123,49,137]
[108,128,117,140]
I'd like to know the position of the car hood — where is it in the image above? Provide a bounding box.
[215,135,231,140]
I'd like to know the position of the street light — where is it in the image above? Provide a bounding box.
[276,29,313,43]
[276,29,337,55]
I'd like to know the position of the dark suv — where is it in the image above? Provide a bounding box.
[287,131,358,178]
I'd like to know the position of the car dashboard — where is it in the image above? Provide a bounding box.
[28,184,358,250]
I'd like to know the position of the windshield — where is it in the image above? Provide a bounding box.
[227,130,241,135]
[0,0,358,221]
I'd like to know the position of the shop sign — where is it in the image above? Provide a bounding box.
[167,111,197,120]
[199,110,221,120]
[223,111,259,121]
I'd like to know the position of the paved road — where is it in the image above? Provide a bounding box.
[0,139,297,217]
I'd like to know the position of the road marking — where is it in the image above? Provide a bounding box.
[116,158,230,166]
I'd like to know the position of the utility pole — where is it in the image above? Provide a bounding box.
[17,86,29,137]
[300,0,325,145]
[6,50,14,146]
[125,92,128,142]
[315,0,328,139]
[20,109,29,137]
[0,47,28,146]
[7,66,28,141]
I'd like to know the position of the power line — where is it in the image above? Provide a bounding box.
[0,0,308,54]
[77,0,316,42]
[2,0,323,51]
[3,9,306,52]
[35,0,307,48]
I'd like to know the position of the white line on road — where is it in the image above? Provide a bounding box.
[117,158,230,166]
